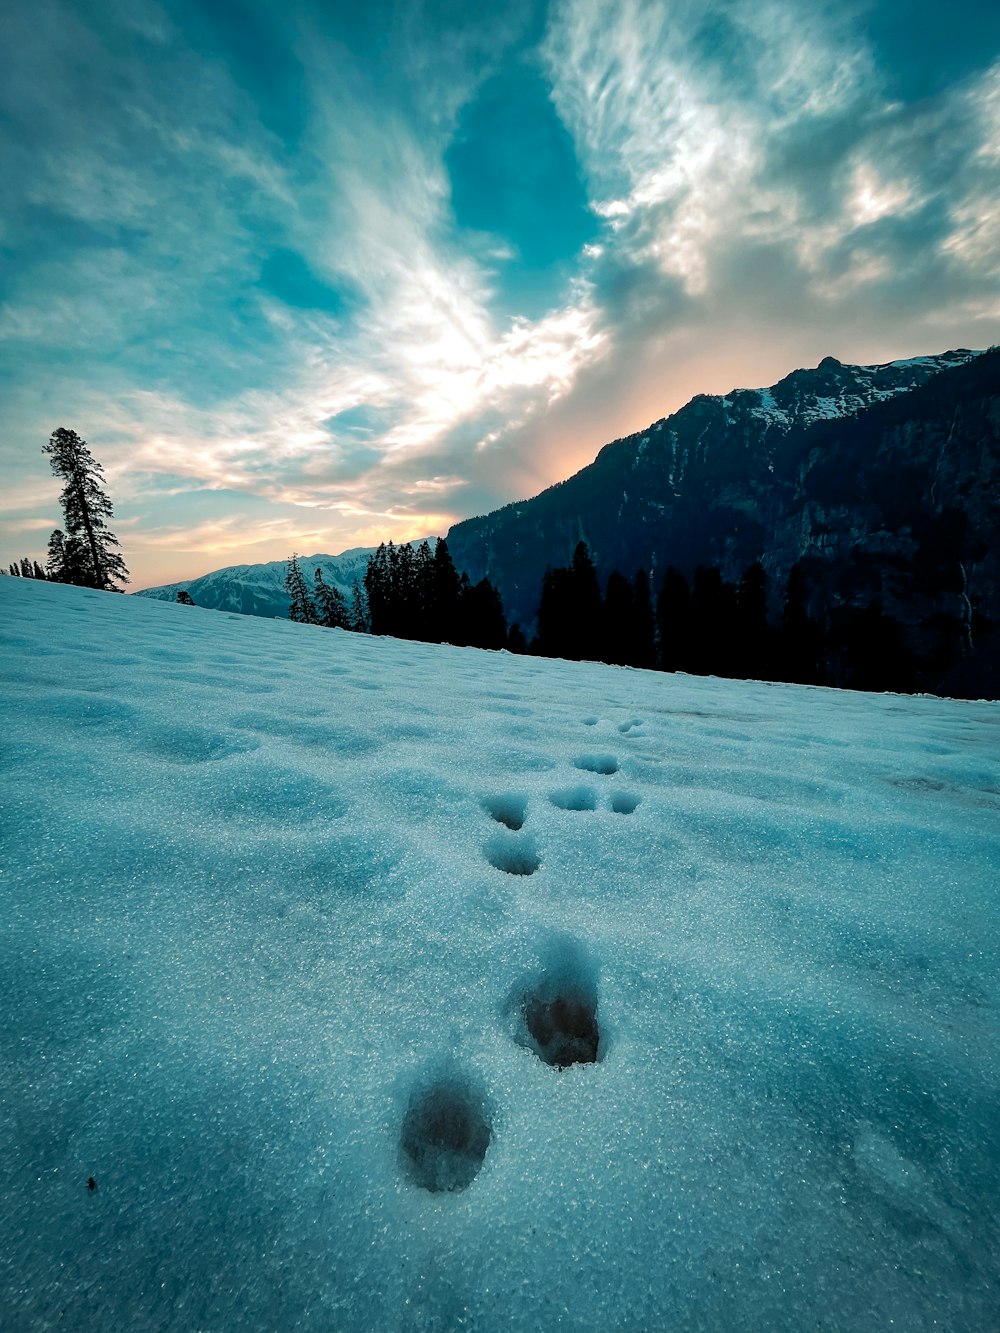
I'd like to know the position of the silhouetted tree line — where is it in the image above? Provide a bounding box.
[363,539,507,648]
[528,540,967,693]
[283,539,508,650]
[6,557,49,579]
[280,531,972,694]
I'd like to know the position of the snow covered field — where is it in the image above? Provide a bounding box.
[2,577,998,1333]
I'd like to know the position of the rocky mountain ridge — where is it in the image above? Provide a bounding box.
[134,547,378,618]
[446,349,997,655]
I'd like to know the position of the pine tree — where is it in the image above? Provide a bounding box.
[570,542,603,661]
[429,538,462,643]
[19,558,32,578]
[413,541,436,640]
[42,428,128,590]
[536,565,574,658]
[780,562,825,685]
[176,590,196,606]
[313,567,349,629]
[285,554,318,624]
[45,531,66,581]
[632,569,656,669]
[735,561,771,679]
[603,571,635,665]
[690,566,737,676]
[349,579,369,633]
[461,577,508,649]
[656,567,693,671]
[392,542,418,639]
[364,543,391,634]
[32,561,46,580]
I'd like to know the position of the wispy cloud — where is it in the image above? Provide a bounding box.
[1,0,997,587]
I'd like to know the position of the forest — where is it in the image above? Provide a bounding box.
[279,537,946,695]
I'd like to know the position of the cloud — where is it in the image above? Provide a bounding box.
[1,0,998,587]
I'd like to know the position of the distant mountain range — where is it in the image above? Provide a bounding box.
[135,547,377,618]
[448,348,993,628]
[137,347,999,693]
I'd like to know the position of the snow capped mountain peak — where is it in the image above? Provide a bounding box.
[741,348,983,431]
[135,541,435,618]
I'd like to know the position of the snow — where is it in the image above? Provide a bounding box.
[751,387,789,427]
[2,577,999,1333]
[135,546,399,620]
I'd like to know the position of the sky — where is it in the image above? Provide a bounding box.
[3,574,999,1330]
[1,0,999,588]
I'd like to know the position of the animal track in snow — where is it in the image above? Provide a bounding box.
[618,719,644,734]
[400,1073,492,1193]
[573,753,619,775]
[549,785,598,812]
[609,791,641,814]
[483,794,528,831]
[581,716,600,727]
[512,940,601,1069]
[484,831,541,876]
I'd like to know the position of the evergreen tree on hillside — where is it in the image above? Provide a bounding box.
[632,570,656,669]
[176,590,196,606]
[656,567,693,672]
[8,557,49,579]
[364,544,391,634]
[285,554,318,624]
[536,542,604,661]
[603,571,635,666]
[536,565,575,658]
[736,561,771,679]
[349,579,369,633]
[42,428,128,590]
[461,577,508,649]
[780,563,825,684]
[690,566,738,676]
[314,567,349,629]
[413,541,435,639]
[389,542,418,639]
[45,529,86,584]
[429,538,462,643]
[571,542,603,661]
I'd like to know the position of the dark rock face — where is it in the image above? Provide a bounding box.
[447,350,1000,685]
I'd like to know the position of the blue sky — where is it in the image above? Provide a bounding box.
[1,0,998,587]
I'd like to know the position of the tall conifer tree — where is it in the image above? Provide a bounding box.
[313,567,350,629]
[632,569,656,668]
[285,554,318,624]
[656,567,693,672]
[349,579,368,633]
[603,571,635,665]
[42,428,128,590]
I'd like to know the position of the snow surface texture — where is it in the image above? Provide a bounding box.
[1,578,999,1333]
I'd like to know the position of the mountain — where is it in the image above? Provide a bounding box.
[446,350,999,666]
[135,547,385,618]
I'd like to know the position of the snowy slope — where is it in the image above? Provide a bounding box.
[134,545,402,619]
[2,578,999,1333]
